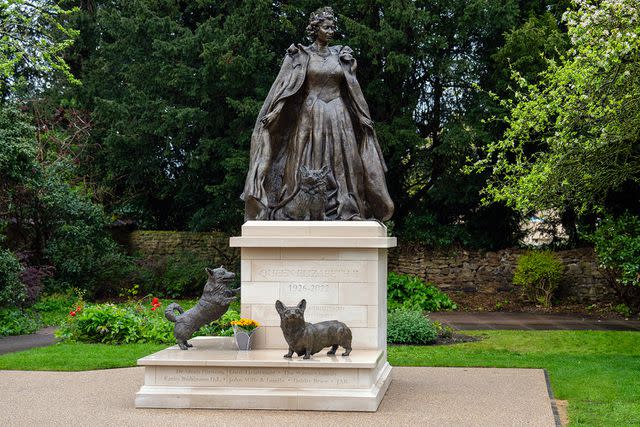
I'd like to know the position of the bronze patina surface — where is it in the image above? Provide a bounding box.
[242,7,394,221]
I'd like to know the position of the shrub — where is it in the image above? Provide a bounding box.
[0,249,26,308]
[16,252,55,306]
[513,250,563,307]
[31,293,76,326]
[56,298,237,344]
[0,308,41,336]
[41,172,134,297]
[387,309,438,344]
[60,303,142,344]
[590,213,640,310]
[387,272,457,312]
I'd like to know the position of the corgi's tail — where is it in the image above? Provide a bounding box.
[165,302,184,322]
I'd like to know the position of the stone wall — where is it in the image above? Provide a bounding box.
[388,246,612,303]
[114,230,239,269]
[115,230,612,303]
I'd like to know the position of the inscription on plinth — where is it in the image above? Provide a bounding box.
[161,368,226,385]
[154,366,360,389]
[253,260,370,283]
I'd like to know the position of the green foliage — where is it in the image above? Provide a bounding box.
[200,309,240,337]
[0,105,132,298]
[513,250,563,307]
[0,248,26,308]
[614,303,632,317]
[0,0,79,100]
[591,213,640,288]
[0,308,41,336]
[493,12,569,92]
[31,293,76,326]
[387,272,457,312]
[160,251,210,298]
[590,213,640,309]
[476,0,640,216]
[57,303,143,344]
[56,299,238,344]
[386,309,438,345]
[39,170,133,296]
[0,107,38,184]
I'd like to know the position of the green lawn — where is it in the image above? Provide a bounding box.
[0,343,165,371]
[0,330,638,426]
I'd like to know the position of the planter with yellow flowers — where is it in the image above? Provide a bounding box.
[230,318,260,350]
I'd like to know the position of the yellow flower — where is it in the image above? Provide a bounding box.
[231,318,260,330]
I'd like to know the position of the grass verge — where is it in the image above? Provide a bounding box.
[0,343,166,371]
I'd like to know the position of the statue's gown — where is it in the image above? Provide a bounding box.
[281,50,364,219]
[241,44,394,221]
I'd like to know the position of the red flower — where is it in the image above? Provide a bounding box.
[76,306,82,312]
[151,307,156,311]
[151,297,159,305]
[70,311,76,317]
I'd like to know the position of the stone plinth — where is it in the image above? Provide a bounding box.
[135,337,392,411]
[136,221,396,412]
[229,221,396,350]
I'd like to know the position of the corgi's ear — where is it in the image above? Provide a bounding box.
[297,299,306,312]
[275,300,286,316]
[205,267,214,277]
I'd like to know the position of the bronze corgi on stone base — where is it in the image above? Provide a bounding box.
[165,266,238,350]
[275,299,352,359]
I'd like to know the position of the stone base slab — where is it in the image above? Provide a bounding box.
[135,337,392,411]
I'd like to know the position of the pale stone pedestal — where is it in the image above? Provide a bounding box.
[136,221,396,411]
[231,221,396,350]
[135,337,392,411]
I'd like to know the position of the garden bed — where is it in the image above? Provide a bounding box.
[448,290,639,320]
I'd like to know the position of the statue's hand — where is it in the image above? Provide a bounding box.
[261,102,284,128]
[361,117,374,129]
[261,111,278,127]
[339,46,354,62]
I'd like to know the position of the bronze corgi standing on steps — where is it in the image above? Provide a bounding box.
[275,299,352,359]
[165,266,238,350]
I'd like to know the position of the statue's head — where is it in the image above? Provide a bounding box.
[306,6,336,42]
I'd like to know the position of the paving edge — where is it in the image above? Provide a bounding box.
[544,369,562,427]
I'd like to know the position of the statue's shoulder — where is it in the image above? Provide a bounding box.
[286,43,310,57]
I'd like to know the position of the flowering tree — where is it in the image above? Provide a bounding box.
[475,0,640,215]
[0,0,79,101]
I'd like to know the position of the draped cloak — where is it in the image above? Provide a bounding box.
[241,44,394,221]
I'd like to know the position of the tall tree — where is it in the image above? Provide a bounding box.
[475,0,640,217]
